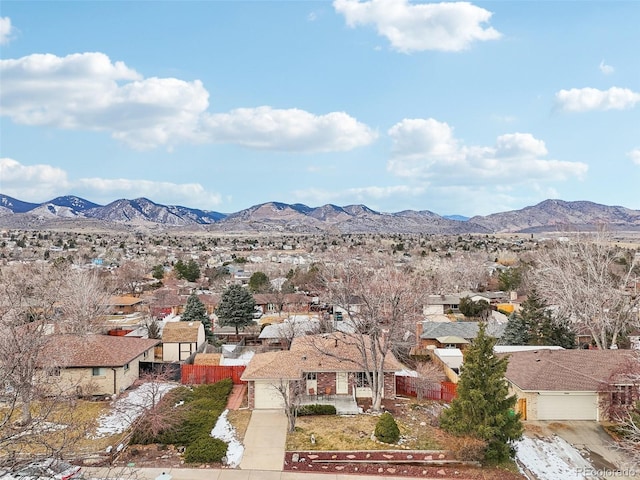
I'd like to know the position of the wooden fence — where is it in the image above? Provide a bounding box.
[396,376,457,402]
[181,364,246,385]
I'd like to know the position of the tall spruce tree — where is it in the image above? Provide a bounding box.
[522,289,576,348]
[216,284,256,335]
[440,322,523,463]
[182,293,213,342]
[500,312,530,345]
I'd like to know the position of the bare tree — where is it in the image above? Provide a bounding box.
[0,263,94,469]
[58,269,110,334]
[111,259,148,297]
[318,259,427,411]
[530,231,640,349]
[273,378,304,432]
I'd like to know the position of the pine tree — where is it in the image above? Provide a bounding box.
[500,312,530,345]
[522,289,576,348]
[216,285,256,335]
[182,293,213,342]
[440,322,523,463]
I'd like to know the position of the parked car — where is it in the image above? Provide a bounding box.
[0,459,82,480]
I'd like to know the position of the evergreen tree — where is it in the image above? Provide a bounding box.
[174,259,200,282]
[459,296,491,319]
[500,312,530,345]
[248,271,271,293]
[440,322,523,463]
[216,285,256,335]
[182,293,213,341]
[522,289,576,348]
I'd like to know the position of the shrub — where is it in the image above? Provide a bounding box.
[184,436,228,464]
[374,412,400,444]
[297,404,336,416]
[448,436,487,462]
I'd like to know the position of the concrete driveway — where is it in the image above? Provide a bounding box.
[530,421,633,471]
[239,409,288,471]
[519,420,640,479]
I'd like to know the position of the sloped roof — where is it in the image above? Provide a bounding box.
[41,334,159,368]
[504,349,638,392]
[241,332,405,381]
[194,353,221,365]
[420,321,505,340]
[107,295,143,306]
[162,321,203,343]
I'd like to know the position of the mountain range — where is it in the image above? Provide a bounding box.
[1,194,640,234]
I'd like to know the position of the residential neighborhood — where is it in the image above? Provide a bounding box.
[1,227,640,479]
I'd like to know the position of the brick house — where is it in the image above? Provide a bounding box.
[241,332,403,410]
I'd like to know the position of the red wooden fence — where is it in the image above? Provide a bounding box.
[396,376,457,402]
[181,365,246,385]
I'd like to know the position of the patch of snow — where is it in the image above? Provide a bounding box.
[516,435,593,480]
[91,382,177,438]
[220,350,254,366]
[211,409,244,468]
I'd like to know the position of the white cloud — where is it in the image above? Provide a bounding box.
[0,17,15,45]
[333,0,501,52]
[555,87,640,112]
[387,118,588,183]
[75,178,222,208]
[599,60,614,75]
[0,157,70,200]
[203,107,377,153]
[628,149,640,166]
[0,52,375,153]
[0,158,222,209]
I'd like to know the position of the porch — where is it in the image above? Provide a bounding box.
[299,393,359,415]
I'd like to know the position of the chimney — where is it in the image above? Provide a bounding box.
[334,338,338,348]
[416,321,423,341]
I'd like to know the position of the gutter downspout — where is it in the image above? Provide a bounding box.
[112,368,117,395]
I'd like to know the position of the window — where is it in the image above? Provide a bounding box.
[355,372,369,388]
[306,372,317,380]
[124,363,130,372]
[143,350,148,359]
[611,385,638,406]
[92,367,104,376]
[48,367,61,377]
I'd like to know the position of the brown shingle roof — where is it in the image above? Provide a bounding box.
[504,349,637,392]
[162,321,203,343]
[107,295,143,306]
[194,353,221,366]
[241,333,405,381]
[41,334,159,368]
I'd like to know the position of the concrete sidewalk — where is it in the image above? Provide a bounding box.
[239,409,288,471]
[86,466,431,479]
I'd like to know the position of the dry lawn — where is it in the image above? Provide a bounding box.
[1,398,128,457]
[227,409,252,441]
[287,399,445,451]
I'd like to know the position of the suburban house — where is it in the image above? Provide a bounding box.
[161,321,206,362]
[413,320,506,354]
[40,334,159,396]
[241,332,404,412]
[504,349,640,421]
[423,292,509,316]
[258,314,355,350]
[253,293,313,317]
[104,295,144,315]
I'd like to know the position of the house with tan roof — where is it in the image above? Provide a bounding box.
[39,334,159,396]
[161,321,206,362]
[504,349,639,421]
[241,333,404,412]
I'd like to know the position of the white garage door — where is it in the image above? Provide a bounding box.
[254,380,286,409]
[537,392,598,420]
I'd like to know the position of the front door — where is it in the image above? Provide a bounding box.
[336,372,348,394]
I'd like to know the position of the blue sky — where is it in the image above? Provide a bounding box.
[1,1,638,216]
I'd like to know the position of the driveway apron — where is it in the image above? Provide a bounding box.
[239,409,288,471]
